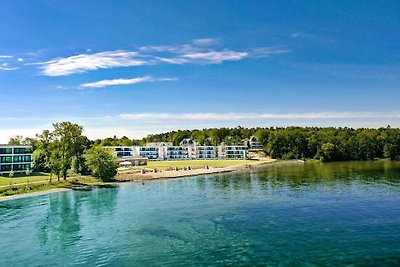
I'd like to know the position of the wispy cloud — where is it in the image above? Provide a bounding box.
[114,111,400,122]
[192,38,217,46]
[181,51,248,64]
[80,76,177,88]
[38,50,148,76]
[38,39,289,76]
[0,56,21,71]
[0,65,19,71]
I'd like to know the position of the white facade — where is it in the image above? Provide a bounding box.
[248,136,264,151]
[139,146,160,160]
[223,145,248,159]
[0,145,33,175]
[195,146,218,159]
[109,140,248,161]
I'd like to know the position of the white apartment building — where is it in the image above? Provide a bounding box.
[223,145,249,159]
[108,138,248,161]
[0,145,33,175]
[195,146,218,159]
[248,136,264,151]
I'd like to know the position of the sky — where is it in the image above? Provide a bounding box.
[0,0,399,142]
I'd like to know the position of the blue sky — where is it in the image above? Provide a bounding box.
[0,0,399,141]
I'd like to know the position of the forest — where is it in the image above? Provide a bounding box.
[93,126,400,161]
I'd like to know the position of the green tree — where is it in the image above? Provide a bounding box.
[85,146,118,181]
[320,143,337,162]
[52,122,85,180]
[8,135,23,145]
[191,130,207,145]
[49,140,62,181]
[33,130,53,175]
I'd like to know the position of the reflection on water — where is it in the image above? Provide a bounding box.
[37,193,82,248]
[0,161,400,266]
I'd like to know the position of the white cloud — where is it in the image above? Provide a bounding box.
[182,51,248,64]
[37,40,290,76]
[250,47,291,58]
[80,76,177,88]
[139,44,200,54]
[0,57,20,71]
[114,112,400,122]
[0,62,19,71]
[155,57,189,65]
[192,38,217,46]
[39,50,148,76]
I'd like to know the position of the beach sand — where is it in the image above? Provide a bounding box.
[116,159,286,182]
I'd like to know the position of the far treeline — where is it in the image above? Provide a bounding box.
[9,124,400,176]
[93,126,400,161]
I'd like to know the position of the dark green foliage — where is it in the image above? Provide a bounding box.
[85,146,118,181]
[25,124,400,171]
[139,126,400,162]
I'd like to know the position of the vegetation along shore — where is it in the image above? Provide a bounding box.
[1,121,400,199]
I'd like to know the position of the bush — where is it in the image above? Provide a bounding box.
[25,169,31,176]
[8,171,14,178]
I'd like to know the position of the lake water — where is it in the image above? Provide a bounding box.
[1,161,400,266]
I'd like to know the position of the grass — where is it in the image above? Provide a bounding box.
[120,159,261,172]
[0,181,70,197]
[0,172,51,186]
[0,174,102,197]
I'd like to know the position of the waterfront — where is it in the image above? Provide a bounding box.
[1,161,400,266]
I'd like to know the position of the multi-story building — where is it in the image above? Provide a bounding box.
[108,138,249,162]
[0,145,33,175]
[105,146,147,166]
[248,136,264,151]
[195,146,217,159]
[165,146,187,160]
[223,145,248,159]
[139,146,160,160]
[114,147,134,158]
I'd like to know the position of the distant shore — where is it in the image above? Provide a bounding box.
[116,159,304,182]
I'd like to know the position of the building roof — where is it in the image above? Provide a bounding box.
[180,138,195,146]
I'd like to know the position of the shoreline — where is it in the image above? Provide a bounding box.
[116,159,304,182]
[0,159,304,202]
[0,188,70,202]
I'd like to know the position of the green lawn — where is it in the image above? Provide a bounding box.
[0,175,102,197]
[0,172,51,186]
[0,172,100,186]
[122,159,259,171]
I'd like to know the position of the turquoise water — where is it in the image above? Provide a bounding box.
[1,161,400,266]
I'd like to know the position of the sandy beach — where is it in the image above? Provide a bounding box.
[116,159,301,182]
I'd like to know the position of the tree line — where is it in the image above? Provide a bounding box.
[92,126,400,161]
[10,124,400,174]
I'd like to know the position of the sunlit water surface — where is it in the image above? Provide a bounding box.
[1,161,400,266]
